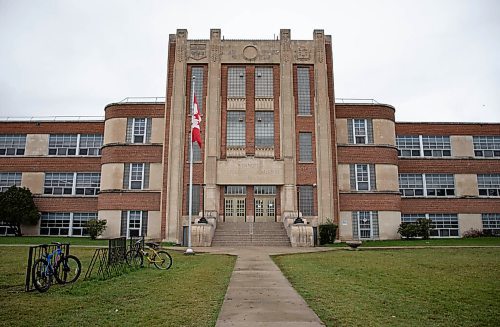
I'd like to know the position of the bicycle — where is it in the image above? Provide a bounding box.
[125,240,172,270]
[31,242,82,293]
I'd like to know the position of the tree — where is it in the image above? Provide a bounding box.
[0,186,40,236]
[85,219,107,240]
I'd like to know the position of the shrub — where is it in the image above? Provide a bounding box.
[398,223,419,239]
[319,219,338,245]
[86,219,107,240]
[462,228,484,238]
[0,186,40,236]
[416,218,432,240]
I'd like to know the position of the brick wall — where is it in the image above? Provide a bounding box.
[336,104,395,121]
[104,104,165,119]
[0,157,101,172]
[101,144,163,164]
[98,192,161,211]
[338,146,398,164]
[0,121,104,134]
[396,123,500,135]
[401,198,500,214]
[35,197,98,212]
[339,193,401,211]
[398,159,500,173]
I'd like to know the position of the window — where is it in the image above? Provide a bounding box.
[126,118,151,144]
[298,185,314,216]
[0,134,26,155]
[255,67,273,98]
[44,173,74,195]
[225,199,234,217]
[473,136,500,157]
[477,174,500,196]
[75,173,100,195]
[348,119,373,144]
[482,213,500,235]
[401,214,426,224]
[236,199,246,217]
[225,186,246,195]
[422,136,451,157]
[79,134,103,155]
[254,186,276,195]
[299,132,312,162]
[399,174,454,197]
[350,164,376,191]
[398,174,424,197]
[352,211,379,240]
[71,213,97,236]
[186,184,201,215]
[297,67,311,115]
[191,67,204,112]
[124,163,149,190]
[121,211,148,238]
[255,199,264,217]
[226,112,246,147]
[429,214,459,237]
[48,134,78,155]
[228,67,246,98]
[255,112,274,148]
[0,221,15,236]
[191,143,202,162]
[396,136,421,157]
[40,212,71,236]
[44,172,100,195]
[0,172,21,192]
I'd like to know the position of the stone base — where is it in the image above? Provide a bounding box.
[191,218,216,246]
[289,224,314,247]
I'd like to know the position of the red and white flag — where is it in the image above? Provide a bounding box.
[191,94,202,148]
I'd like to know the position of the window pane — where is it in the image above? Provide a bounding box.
[227,112,245,146]
[297,67,311,115]
[255,112,274,147]
[228,67,246,98]
[255,67,273,98]
[299,132,312,162]
[299,186,313,216]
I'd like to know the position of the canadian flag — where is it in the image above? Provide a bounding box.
[191,94,202,148]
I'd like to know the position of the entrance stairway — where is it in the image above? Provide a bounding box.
[211,222,291,247]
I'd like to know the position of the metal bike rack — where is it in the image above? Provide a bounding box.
[25,243,70,292]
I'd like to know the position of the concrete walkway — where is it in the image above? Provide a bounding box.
[186,246,333,327]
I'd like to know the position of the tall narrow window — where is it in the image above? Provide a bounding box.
[350,164,376,191]
[129,163,145,190]
[297,67,311,115]
[191,67,204,113]
[255,67,273,98]
[227,112,246,147]
[186,184,201,215]
[228,67,246,98]
[255,112,274,148]
[0,134,26,156]
[126,118,151,143]
[123,211,148,238]
[298,185,314,216]
[348,119,373,144]
[299,132,312,162]
[352,211,379,240]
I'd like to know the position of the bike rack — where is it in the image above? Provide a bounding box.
[25,243,70,292]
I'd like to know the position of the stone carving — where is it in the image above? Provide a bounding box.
[281,29,291,62]
[211,29,220,40]
[210,44,221,62]
[315,31,324,63]
[190,43,207,60]
[243,45,258,60]
[295,46,310,61]
[177,45,186,62]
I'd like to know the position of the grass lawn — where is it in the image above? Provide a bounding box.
[273,248,500,327]
[326,237,500,248]
[0,246,235,326]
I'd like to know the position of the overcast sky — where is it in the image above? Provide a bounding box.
[0,0,499,122]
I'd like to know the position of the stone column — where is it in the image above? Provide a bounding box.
[204,29,222,219]
[165,29,188,242]
[313,30,335,223]
[279,29,297,219]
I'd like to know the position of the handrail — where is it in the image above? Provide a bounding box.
[335,98,380,104]
[118,97,166,103]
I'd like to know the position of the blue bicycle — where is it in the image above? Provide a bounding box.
[31,242,81,293]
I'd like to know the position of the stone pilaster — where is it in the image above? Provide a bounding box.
[165,29,188,242]
[313,29,335,223]
[279,29,297,218]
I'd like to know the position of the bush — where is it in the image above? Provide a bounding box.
[319,219,338,245]
[0,186,40,236]
[397,218,433,240]
[86,219,107,240]
[398,223,419,239]
[462,229,484,238]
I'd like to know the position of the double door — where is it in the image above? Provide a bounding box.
[224,196,275,222]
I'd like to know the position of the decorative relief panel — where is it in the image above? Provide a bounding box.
[210,44,221,62]
[189,43,207,60]
[295,46,310,61]
[243,45,258,60]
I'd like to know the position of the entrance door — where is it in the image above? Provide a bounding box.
[224,197,246,222]
[254,197,276,222]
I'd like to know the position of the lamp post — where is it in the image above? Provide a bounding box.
[199,183,208,224]
[294,186,304,224]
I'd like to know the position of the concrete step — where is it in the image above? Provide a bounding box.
[212,222,291,247]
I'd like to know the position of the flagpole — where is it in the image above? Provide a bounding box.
[185,75,196,255]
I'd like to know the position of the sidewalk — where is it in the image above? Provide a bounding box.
[189,246,332,327]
